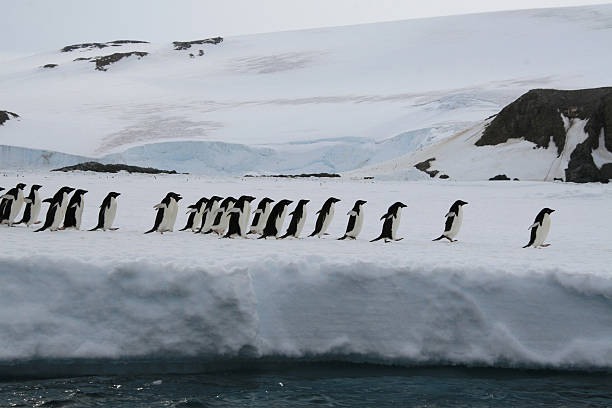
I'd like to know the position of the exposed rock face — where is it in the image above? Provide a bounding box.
[0,111,19,126]
[42,64,58,69]
[244,173,340,178]
[51,162,177,174]
[74,52,148,71]
[476,88,612,182]
[414,158,439,178]
[489,174,511,181]
[61,40,149,52]
[173,37,223,50]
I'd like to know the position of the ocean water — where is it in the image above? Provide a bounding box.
[2,363,611,407]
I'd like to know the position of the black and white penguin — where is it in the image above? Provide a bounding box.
[197,195,223,233]
[1,183,28,226]
[180,197,208,232]
[371,202,407,242]
[223,196,256,238]
[433,200,468,242]
[89,192,121,231]
[309,197,341,238]
[62,189,88,230]
[35,186,75,232]
[338,200,367,240]
[15,184,43,227]
[259,199,293,239]
[249,197,274,235]
[523,208,555,248]
[279,199,309,239]
[207,196,236,235]
[145,192,183,234]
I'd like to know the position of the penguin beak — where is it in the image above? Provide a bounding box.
[550,209,555,213]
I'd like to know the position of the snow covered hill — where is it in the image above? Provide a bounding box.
[1,5,612,175]
[347,88,612,182]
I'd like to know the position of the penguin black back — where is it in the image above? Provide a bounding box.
[309,197,341,237]
[260,199,293,239]
[279,199,309,239]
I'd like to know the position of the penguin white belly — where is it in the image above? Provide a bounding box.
[192,209,204,232]
[533,214,551,247]
[239,202,251,236]
[446,208,463,239]
[74,201,84,230]
[8,192,25,225]
[347,212,364,238]
[295,208,307,237]
[255,206,271,234]
[29,193,42,226]
[391,212,402,240]
[51,198,70,231]
[104,199,117,230]
[160,201,179,232]
[275,208,289,237]
[318,206,335,236]
[202,203,220,232]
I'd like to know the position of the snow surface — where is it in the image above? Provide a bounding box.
[2,5,612,174]
[1,171,612,370]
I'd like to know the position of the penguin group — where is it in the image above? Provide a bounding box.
[1,183,556,248]
[0,183,120,232]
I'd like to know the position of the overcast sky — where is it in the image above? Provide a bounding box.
[1,0,610,53]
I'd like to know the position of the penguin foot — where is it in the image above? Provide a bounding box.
[109,228,119,231]
[394,238,403,241]
[540,244,551,248]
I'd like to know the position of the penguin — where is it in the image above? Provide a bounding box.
[279,199,309,239]
[259,199,293,239]
[89,192,121,231]
[523,208,555,248]
[15,184,43,227]
[433,200,468,242]
[223,196,256,238]
[238,195,256,237]
[197,196,223,233]
[180,197,208,232]
[309,197,341,238]
[35,186,75,232]
[249,197,274,235]
[371,202,407,242]
[1,183,28,226]
[206,196,236,235]
[145,192,183,234]
[62,189,88,230]
[338,200,367,240]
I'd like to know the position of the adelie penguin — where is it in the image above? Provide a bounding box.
[224,195,256,238]
[206,196,236,235]
[15,184,43,227]
[35,186,75,232]
[197,196,223,233]
[62,189,88,230]
[259,199,293,239]
[523,208,555,248]
[279,199,309,239]
[371,202,407,242]
[338,200,367,240]
[309,197,341,238]
[180,197,208,232]
[1,183,28,226]
[433,200,468,243]
[145,192,182,234]
[249,197,274,235]
[90,192,121,231]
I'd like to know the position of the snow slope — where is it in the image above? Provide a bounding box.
[1,171,612,374]
[1,5,612,174]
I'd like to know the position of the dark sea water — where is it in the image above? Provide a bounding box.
[1,363,611,407]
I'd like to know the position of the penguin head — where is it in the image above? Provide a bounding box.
[209,196,223,203]
[330,197,341,203]
[263,197,275,204]
[32,184,43,191]
[61,186,75,194]
[279,199,293,206]
[395,202,407,209]
[356,200,367,206]
[242,195,256,203]
[16,183,26,190]
[456,200,468,206]
[299,199,310,205]
[109,192,121,198]
[543,208,555,214]
[74,189,88,196]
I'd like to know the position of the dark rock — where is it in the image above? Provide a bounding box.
[51,161,177,174]
[363,176,374,180]
[477,87,612,183]
[172,37,223,50]
[414,157,439,178]
[74,52,148,71]
[61,40,149,52]
[244,173,340,178]
[513,178,520,181]
[439,174,449,179]
[489,174,511,181]
[0,111,19,126]
[42,64,58,69]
